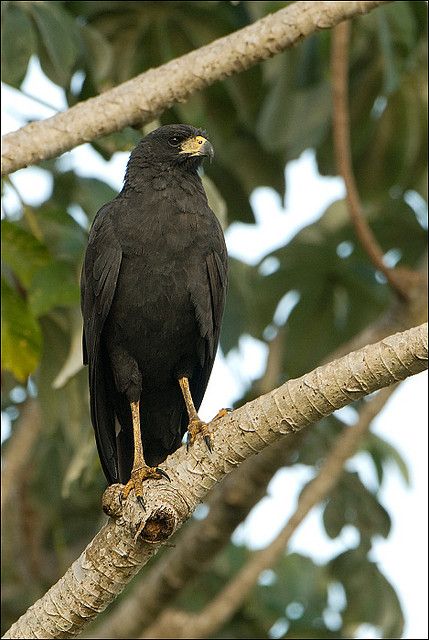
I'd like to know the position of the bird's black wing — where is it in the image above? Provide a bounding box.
[205,250,228,360]
[81,203,122,483]
[189,219,228,409]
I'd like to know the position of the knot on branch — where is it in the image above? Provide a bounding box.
[102,483,182,544]
[102,484,124,518]
[137,507,176,544]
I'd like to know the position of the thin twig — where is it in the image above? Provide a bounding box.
[17,89,61,113]
[331,21,412,300]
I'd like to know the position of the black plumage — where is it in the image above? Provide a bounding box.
[81,124,228,491]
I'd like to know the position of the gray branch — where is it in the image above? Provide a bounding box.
[1,1,388,176]
[3,322,427,640]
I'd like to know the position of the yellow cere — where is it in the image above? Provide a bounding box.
[179,135,208,155]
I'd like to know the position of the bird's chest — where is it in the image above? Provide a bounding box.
[110,208,212,329]
[114,196,211,258]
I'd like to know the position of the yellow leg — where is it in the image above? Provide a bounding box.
[120,400,169,508]
[131,400,144,470]
[179,377,199,422]
[178,377,230,453]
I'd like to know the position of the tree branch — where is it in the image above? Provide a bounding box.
[1,399,50,596]
[331,20,416,300]
[3,323,427,640]
[91,433,304,639]
[142,384,398,639]
[1,1,389,176]
[1,399,41,514]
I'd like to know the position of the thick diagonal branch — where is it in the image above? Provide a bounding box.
[331,21,414,300]
[2,1,388,176]
[93,268,428,638]
[91,433,304,639]
[142,384,398,639]
[3,322,427,640]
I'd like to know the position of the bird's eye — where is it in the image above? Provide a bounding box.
[168,136,180,147]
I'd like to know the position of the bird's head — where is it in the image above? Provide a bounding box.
[132,124,214,169]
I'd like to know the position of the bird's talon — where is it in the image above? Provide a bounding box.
[186,417,214,454]
[204,434,213,453]
[119,463,168,506]
[156,467,171,482]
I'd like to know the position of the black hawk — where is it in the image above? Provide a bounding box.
[81,124,228,503]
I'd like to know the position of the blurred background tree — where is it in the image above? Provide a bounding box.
[1,1,427,638]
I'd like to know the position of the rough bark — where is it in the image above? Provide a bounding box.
[143,385,398,639]
[1,0,389,176]
[3,323,427,640]
[91,433,304,639]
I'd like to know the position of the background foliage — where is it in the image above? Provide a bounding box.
[1,1,427,637]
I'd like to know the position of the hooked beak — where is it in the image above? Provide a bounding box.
[180,135,214,161]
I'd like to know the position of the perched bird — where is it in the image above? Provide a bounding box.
[81,124,228,503]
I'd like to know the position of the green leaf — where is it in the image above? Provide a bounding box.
[262,200,391,376]
[79,23,113,86]
[323,471,391,540]
[330,548,404,637]
[73,176,118,219]
[377,12,400,95]
[91,128,141,161]
[224,66,265,129]
[225,134,286,196]
[28,261,80,318]
[52,309,84,389]
[297,416,345,467]
[361,432,410,487]
[30,2,81,87]
[206,162,255,223]
[1,3,37,87]
[260,80,332,157]
[221,258,262,354]
[55,172,118,220]
[50,171,118,221]
[65,1,136,19]
[36,205,87,261]
[257,46,332,158]
[36,314,88,440]
[293,34,325,89]
[383,1,418,56]
[1,278,42,382]
[1,220,52,288]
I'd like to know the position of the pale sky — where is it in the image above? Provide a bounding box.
[1,57,428,639]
